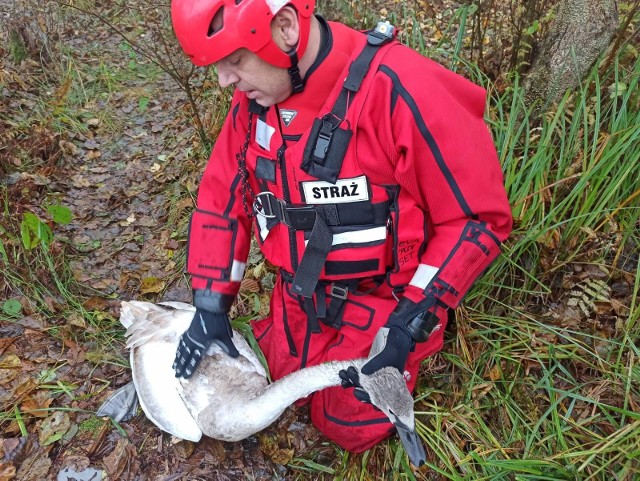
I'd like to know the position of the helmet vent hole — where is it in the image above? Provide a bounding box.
[207,7,224,37]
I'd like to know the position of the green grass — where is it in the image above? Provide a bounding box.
[2,1,639,479]
[285,7,640,481]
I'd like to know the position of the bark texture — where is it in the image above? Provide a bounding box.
[524,0,619,108]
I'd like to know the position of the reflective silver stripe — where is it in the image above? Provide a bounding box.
[311,226,387,246]
[409,264,439,289]
[231,260,247,282]
[332,226,386,245]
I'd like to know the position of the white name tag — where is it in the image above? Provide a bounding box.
[301,176,369,204]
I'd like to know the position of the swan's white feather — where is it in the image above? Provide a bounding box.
[120,300,271,440]
[118,300,417,446]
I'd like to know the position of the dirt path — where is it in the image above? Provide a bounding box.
[1,2,330,479]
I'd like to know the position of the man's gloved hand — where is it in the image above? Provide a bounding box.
[361,326,412,375]
[340,296,446,403]
[339,365,373,404]
[173,308,239,379]
[339,326,412,401]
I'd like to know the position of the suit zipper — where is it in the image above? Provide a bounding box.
[277,145,299,271]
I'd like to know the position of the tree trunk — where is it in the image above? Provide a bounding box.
[524,0,619,109]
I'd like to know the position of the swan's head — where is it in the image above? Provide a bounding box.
[358,367,427,467]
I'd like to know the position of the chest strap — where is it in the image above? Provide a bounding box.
[255,191,391,308]
[269,23,395,311]
[254,191,391,230]
[301,22,396,184]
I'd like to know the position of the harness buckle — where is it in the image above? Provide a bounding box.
[254,192,318,229]
[368,21,395,46]
[286,206,317,230]
[254,192,285,220]
[329,284,349,300]
[313,120,335,162]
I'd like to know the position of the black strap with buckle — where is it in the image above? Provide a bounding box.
[280,270,384,331]
[301,22,396,184]
[254,191,391,230]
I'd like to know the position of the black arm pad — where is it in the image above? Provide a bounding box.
[386,296,446,343]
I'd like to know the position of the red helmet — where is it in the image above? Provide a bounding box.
[171,0,315,68]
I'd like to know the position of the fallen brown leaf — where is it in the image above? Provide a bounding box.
[38,411,71,446]
[103,437,139,480]
[0,355,21,370]
[139,277,165,295]
[82,297,108,311]
[66,312,86,328]
[172,440,195,459]
[240,278,260,293]
[270,448,294,466]
[20,391,52,418]
[0,462,16,481]
[14,446,51,481]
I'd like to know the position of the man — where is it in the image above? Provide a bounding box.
[170,0,512,453]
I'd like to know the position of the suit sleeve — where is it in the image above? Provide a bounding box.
[187,94,253,312]
[376,51,512,318]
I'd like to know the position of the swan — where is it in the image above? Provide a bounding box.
[97,301,426,466]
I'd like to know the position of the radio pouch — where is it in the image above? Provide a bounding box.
[301,117,353,184]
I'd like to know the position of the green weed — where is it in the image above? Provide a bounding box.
[286,11,640,481]
[8,29,28,63]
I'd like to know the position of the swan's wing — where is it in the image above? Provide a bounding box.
[121,301,265,378]
[121,301,200,440]
[121,301,193,349]
[131,342,202,442]
[158,301,197,311]
[223,332,267,378]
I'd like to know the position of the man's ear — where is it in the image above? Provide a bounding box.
[271,6,300,51]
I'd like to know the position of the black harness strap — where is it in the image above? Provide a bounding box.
[280,270,385,331]
[254,192,391,230]
[290,212,333,300]
[301,24,396,184]
[271,24,395,330]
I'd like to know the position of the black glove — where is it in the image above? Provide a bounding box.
[361,326,413,375]
[173,308,239,379]
[339,325,411,405]
[340,296,446,402]
[339,366,374,404]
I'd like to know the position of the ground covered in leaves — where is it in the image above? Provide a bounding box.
[0,2,304,479]
[1,0,638,480]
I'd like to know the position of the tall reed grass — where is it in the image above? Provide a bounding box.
[292,6,639,480]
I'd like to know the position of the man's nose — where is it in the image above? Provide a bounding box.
[217,65,239,89]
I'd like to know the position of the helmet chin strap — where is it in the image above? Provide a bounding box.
[287,49,305,94]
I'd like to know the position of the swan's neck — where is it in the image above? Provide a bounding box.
[196,357,369,441]
[239,358,366,421]
[265,358,365,401]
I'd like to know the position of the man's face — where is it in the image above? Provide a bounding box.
[215,49,292,107]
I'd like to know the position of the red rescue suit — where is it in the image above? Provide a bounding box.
[187,18,512,452]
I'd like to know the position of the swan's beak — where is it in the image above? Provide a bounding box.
[393,418,427,467]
